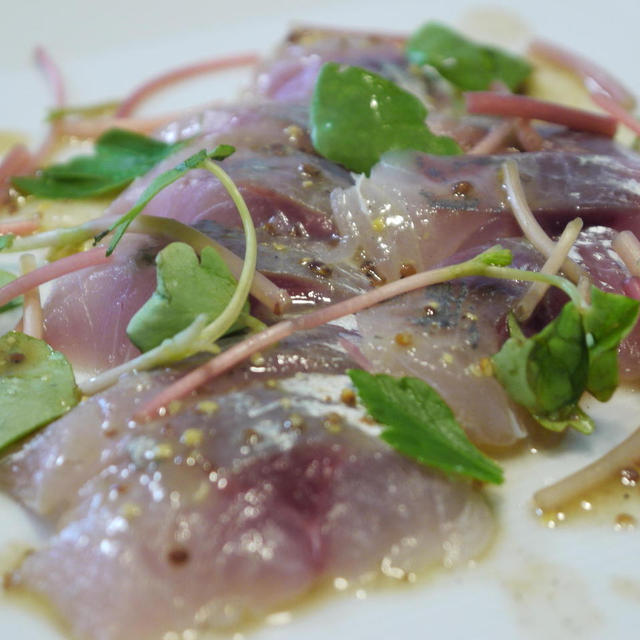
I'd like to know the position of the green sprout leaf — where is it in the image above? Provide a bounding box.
[348,369,503,484]
[582,286,640,401]
[492,287,639,434]
[12,128,186,199]
[0,235,15,251]
[99,144,234,256]
[310,63,461,175]
[493,305,588,420]
[0,270,21,312]
[406,22,532,91]
[0,331,79,452]
[126,242,249,353]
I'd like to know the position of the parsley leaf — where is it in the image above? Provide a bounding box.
[406,22,532,91]
[12,129,186,199]
[98,145,234,256]
[0,331,79,452]
[126,242,249,353]
[310,63,461,175]
[348,369,503,484]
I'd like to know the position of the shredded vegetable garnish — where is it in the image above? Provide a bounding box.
[32,46,66,166]
[613,230,640,277]
[468,119,515,155]
[534,426,640,511]
[589,89,640,137]
[0,247,111,309]
[0,218,39,237]
[515,217,583,322]
[18,253,43,340]
[116,53,259,117]
[54,109,211,138]
[502,159,585,283]
[514,118,544,152]
[466,92,618,137]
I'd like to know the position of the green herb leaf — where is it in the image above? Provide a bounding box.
[0,235,15,251]
[12,129,186,199]
[126,242,249,352]
[406,22,532,91]
[492,306,588,426]
[348,369,503,484]
[310,63,461,175]
[534,405,594,435]
[492,284,640,433]
[0,331,79,452]
[99,145,234,256]
[0,270,22,312]
[470,245,513,267]
[582,286,640,401]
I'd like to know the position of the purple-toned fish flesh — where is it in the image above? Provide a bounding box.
[1,371,493,640]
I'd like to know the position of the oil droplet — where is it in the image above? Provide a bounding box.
[333,577,349,591]
[614,513,636,531]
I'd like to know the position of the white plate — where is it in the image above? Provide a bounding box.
[2,1,640,638]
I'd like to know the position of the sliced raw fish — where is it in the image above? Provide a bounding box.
[42,235,158,375]
[252,27,407,103]
[332,140,640,281]
[353,239,545,447]
[3,374,493,640]
[106,147,350,240]
[0,325,359,517]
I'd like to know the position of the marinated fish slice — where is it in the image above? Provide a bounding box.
[332,141,640,281]
[106,146,349,239]
[252,27,407,103]
[353,239,545,447]
[0,326,360,517]
[6,377,493,640]
[41,234,158,375]
[195,220,370,312]
[38,218,368,374]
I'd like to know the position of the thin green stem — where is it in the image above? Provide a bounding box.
[198,159,257,345]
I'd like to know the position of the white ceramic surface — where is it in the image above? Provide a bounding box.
[2,1,640,638]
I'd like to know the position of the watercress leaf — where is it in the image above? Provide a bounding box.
[582,286,640,401]
[406,22,532,91]
[492,304,588,428]
[310,63,461,175]
[126,242,248,353]
[348,369,503,484]
[12,129,186,199]
[0,331,79,452]
[0,234,14,251]
[101,145,234,256]
[0,270,22,312]
[534,405,594,435]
